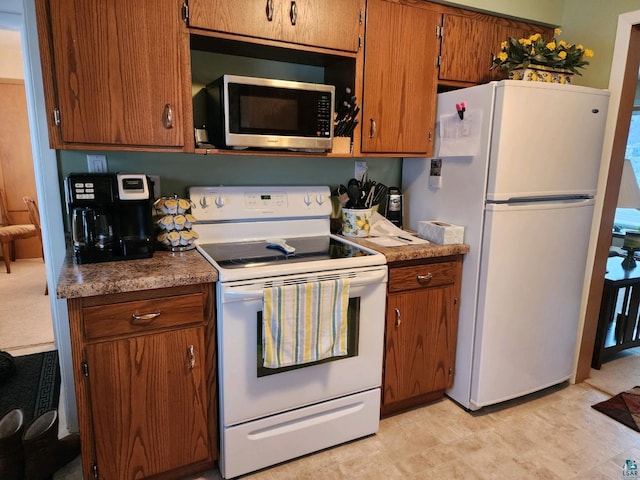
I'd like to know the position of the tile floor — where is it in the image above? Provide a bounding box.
[53,382,640,480]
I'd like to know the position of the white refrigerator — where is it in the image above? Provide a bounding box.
[402,80,609,410]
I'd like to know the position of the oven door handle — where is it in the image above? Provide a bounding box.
[222,269,387,301]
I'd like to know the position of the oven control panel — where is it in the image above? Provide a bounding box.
[189,186,332,221]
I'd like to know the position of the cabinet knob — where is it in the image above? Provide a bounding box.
[394,308,401,327]
[130,311,161,324]
[289,1,298,25]
[187,345,195,369]
[266,0,274,21]
[162,103,174,129]
[417,273,433,285]
[369,118,377,139]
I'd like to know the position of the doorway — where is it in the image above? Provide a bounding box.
[576,14,640,385]
[0,28,53,355]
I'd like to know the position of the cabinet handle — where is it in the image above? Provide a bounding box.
[289,1,297,25]
[417,274,433,285]
[130,311,161,324]
[266,0,274,21]
[187,345,195,369]
[162,103,174,129]
[394,308,401,327]
[369,118,377,138]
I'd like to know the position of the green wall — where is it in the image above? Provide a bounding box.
[59,151,402,200]
[561,0,640,89]
[433,0,564,25]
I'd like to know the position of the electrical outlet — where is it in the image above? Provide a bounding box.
[354,161,367,181]
[87,155,107,173]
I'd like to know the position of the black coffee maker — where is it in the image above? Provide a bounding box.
[66,173,154,263]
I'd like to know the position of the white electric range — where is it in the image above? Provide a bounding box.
[189,186,387,479]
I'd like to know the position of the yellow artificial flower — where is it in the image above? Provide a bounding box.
[554,28,562,36]
[492,31,592,74]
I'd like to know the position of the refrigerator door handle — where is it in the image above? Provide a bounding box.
[487,194,592,204]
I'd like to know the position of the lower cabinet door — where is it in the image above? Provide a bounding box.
[85,327,210,478]
[383,287,456,406]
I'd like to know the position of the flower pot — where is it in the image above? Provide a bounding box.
[509,65,574,84]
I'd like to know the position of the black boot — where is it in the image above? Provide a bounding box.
[22,409,80,480]
[0,408,25,480]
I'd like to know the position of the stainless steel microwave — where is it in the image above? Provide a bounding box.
[206,75,335,151]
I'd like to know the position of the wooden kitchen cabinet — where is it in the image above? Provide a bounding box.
[381,257,462,416]
[66,284,216,479]
[438,11,555,86]
[188,0,364,53]
[35,0,192,151]
[361,0,439,156]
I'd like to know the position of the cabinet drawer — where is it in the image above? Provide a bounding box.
[83,293,204,340]
[388,262,458,293]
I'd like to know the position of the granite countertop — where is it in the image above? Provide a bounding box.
[349,236,470,264]
[57,237,467,299]
[56,249,218,299]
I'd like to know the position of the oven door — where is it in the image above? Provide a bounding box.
[217,265,387,427]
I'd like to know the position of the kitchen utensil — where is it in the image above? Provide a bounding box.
[347,178,361,208]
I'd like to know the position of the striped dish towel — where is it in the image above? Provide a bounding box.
[262,279,350,369]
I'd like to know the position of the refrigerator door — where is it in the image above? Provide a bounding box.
[470,198,594,409]
[488,81,609,201]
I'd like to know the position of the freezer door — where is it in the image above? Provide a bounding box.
[470,198,594,409]
[488,81,609,201]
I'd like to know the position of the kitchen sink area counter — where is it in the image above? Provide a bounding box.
[56,249,218,299]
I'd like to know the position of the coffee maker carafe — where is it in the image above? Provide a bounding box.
[71,207,113,253]
[66,173,154,263]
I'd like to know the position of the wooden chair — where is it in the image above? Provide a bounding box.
[0,189,39,274]
[22,196,48,296]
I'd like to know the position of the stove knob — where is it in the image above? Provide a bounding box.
[304,193,312,206]
[199,196,208,208]
[316,193,324,205]
[215,195,225,208]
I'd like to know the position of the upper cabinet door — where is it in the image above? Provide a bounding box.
[279,0,363,52]
[188,0,284,42]
[189,0,363,53]
[439,13,554,85]
[47,0,185,147]
[361,0,439,155]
